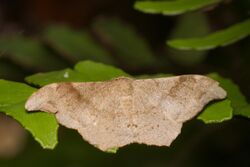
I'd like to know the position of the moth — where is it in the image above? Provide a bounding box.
[25,75,226,151]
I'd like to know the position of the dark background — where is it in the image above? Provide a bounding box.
[0,0,250,166]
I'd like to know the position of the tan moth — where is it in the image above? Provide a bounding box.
[25,75,226,151]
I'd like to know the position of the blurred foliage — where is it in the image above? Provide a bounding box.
[167,12,209,66]
[44,25,114,64]
[0,60,25,80]
[92,18,158,69]
[168,19,250,50]
[0,0,249,166]
[0,35,67,71]
[134,0,222,15]
[0,113,27,158]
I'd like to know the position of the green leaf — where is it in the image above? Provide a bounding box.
[208,73,250,118]
[93,18,157,69]
[198,99,233,123]
[168,12,209,66]
[0,104,58,149]
[74,61,130,81]
[44,25,114,64]
[0,35,67,71]
[236,105,250,119]
[168,19,250,50]
[0,80,36,107]
[26,60,129,87]
[0,80,58,149]
[134,0,221,15]
[25,69,85,86]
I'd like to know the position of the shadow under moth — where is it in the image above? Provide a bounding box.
[25,75,226,151]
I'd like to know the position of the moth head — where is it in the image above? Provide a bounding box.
[25,83,58,113]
